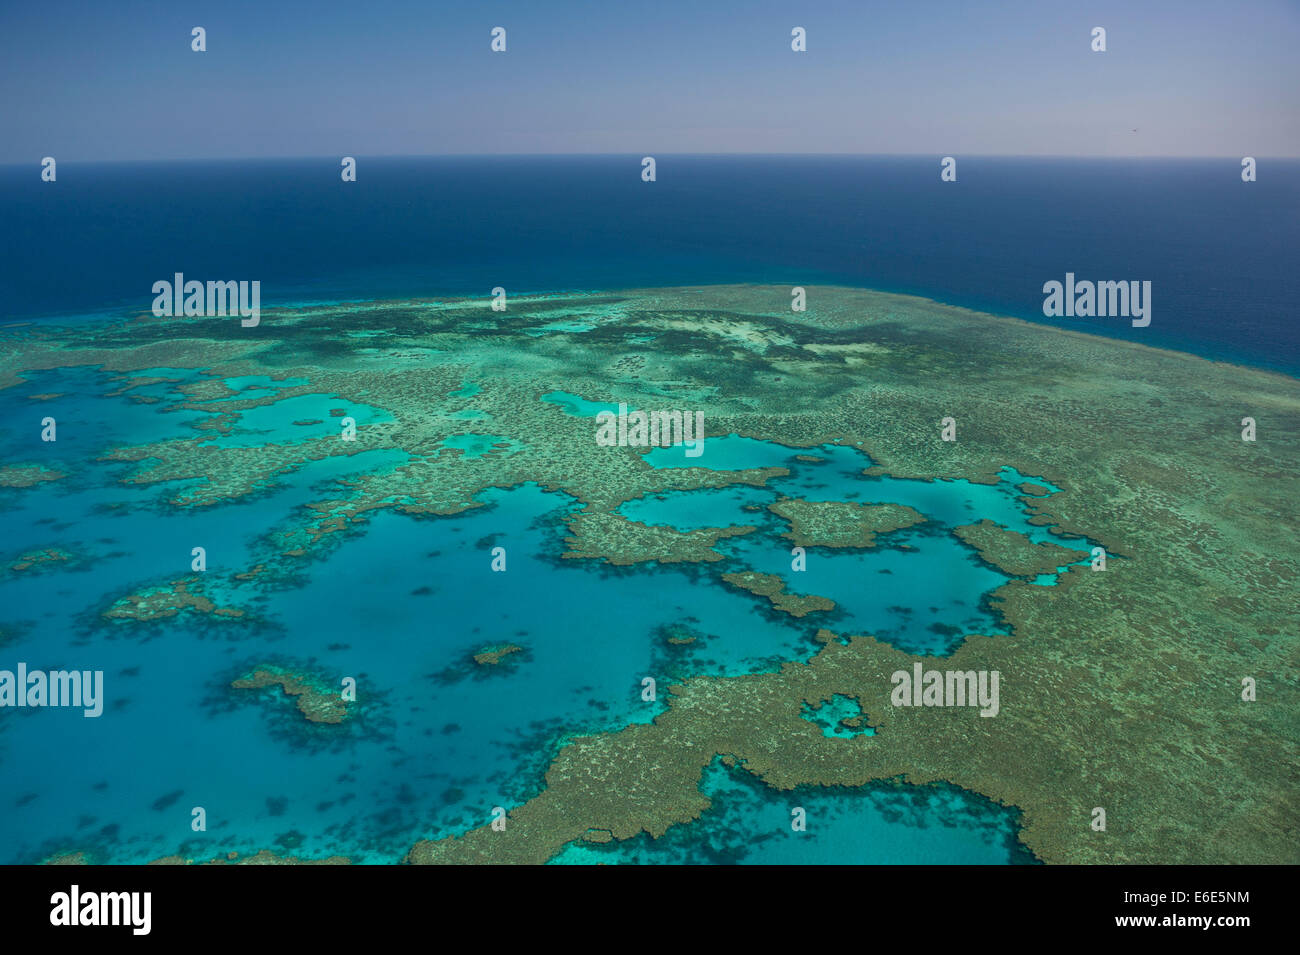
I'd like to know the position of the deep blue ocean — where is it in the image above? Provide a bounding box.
[2,155,1297,374]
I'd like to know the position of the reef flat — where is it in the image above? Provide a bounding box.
[231,665,353,724]
[104,577,246,622]
[2,284,1296,865]
[148,849,350,865]
[0,464,64,487]
[952,520,1086,578]
[5,547,76,575]
[472,644,524,667]
[720,570,836,617]
[770,498,927,549]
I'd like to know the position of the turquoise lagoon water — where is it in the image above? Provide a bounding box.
[550,759,1035,865]
[803,694,876,739]
[438,433,524,459]
[540,390,630,418]
[622,439,1091,654]
[0,373,1078,863]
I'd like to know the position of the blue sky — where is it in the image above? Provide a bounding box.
[2,0,1297,161]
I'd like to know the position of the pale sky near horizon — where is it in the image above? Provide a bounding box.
[2,0,1298,162]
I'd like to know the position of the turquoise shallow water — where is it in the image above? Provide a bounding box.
[620,442,1091,654]
[803,694,876,738]
[541,390,629,417]
[549,759,1037,865]
[216,394,392,448]
[0,371,1074,863]
[438,433,523,458]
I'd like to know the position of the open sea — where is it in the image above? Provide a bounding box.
[3,155,1298,373]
